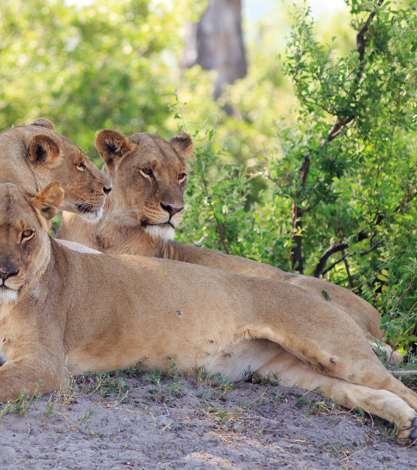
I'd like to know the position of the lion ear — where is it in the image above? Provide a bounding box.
[30,118,55,130]
[170,132,193,159]
[28,134,61,166]
[31,183,65,220]
[96,130,133,170]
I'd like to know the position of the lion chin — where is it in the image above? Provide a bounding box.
[145,224,175,241]
[0,288,17,304]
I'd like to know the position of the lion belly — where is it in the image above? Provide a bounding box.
[66,334,281,382]
[200,339,282,381]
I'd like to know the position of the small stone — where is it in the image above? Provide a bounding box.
[232,422,243,433]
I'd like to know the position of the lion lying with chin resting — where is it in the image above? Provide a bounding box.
[59,129,399,363]
[1,182,417,443]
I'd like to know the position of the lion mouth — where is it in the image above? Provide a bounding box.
[75,203,104,222]
[140,219,176,230]
[0,279,18,291]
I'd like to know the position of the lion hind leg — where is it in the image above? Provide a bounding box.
[246,324,413,401]
[257,350,417,443]
[289,276,383,339]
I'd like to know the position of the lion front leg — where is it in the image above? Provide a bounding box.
[257,350,417,444]
[0,353,65,402]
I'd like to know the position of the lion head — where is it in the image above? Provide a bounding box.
[0,119,112,221]
[95,129,192,240]
[0,182,63,304]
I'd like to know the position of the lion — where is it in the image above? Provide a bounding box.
[0,181,416,443]
[59,130,400,362]
[0,119,112,220]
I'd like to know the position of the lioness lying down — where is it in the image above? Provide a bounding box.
[2,182,417,443]
[60,130,398,360]
[0,119,111,220]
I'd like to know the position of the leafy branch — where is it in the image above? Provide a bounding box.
[290,0,384,273]
[313,183,417,278]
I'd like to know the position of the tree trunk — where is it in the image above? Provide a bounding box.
[183,0,247,99]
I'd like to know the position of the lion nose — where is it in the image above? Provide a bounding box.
[160,202,184,217]
[0,265,19,281]
[103,185,112,195]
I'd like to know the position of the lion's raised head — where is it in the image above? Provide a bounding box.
[0,182,63,303]
[0,119,112,221]
[95,129,192,240]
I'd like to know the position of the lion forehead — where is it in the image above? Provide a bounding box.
[129,134,186,170]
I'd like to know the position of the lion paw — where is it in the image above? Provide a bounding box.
[397,416,417,445]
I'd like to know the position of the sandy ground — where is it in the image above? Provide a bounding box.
[0,370,415,470]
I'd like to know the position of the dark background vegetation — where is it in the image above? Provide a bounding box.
[1,0,416,352]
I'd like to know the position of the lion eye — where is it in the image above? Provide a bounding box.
[76,162,87,172]
[178,172,187,183]
[140,168,154,178]
[21,229,35,243]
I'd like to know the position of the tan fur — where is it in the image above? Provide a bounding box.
[1,182,417,442]
[0,120,111,220]
[59,130,384,344]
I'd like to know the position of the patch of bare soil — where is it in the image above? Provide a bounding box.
[0,370,415,469]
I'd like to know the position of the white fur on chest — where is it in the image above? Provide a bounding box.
[145,225,175,241]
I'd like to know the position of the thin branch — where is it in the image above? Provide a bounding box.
[325,116,353,143]
[342,250,354,288]
[322,255,349,277]
[319,240,384,277]
[314,242,349,277]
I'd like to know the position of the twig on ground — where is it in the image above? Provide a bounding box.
[391,370,417,377]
